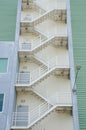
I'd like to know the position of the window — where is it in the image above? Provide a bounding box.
[0,94,4,112]
[0,58,8,73]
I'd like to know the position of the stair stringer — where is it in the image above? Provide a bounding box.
[28,35,55,53]
[16,67,69,87]
[32,89,53,105]
[27,9,54,26]
[34,55,48,67]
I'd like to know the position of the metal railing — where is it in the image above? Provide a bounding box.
[35,0,66,10]
[21,8,55,23]
[12,102,51,127]
[33,87,72,105]
[19,30,67,52]
[30,65,48,83]
[17,72,30,84]
[12,92,72,127]
[16,56,69,84]
[21,5,45,22]
[19,35,47,51]
[50,92,72,105]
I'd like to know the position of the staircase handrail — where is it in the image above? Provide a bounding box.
[31,9,54,23]
[33,86,72,105]
[35,0,66,10]
[31,36,47,49]
[19,35,55,51]
[34,0,53,11]
[31,56,58,75]
[17,56,57,83]
[21,8,55,23]
[12,92,72,127]
[12,102,51,126]
[49,92,72,105]
[35,27,49,38]
[33,88,52,105]
[17,56,69,84]
[30,64,48,83]
[21,5,45,22]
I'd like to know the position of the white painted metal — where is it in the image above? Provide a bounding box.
[16,56,69,84]
[33,87,72,105]
[12,0,73,129]
[19,35,47,51]
[50,92,72,105]
[12,92,71,127]
[19,35,67,53]
[12,102,51,127]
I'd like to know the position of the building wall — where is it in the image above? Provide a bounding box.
[0,0,19,130]
[70,0,86,130]
[0,0,85,130]
[0,43,17,130]
[16,91,45,111]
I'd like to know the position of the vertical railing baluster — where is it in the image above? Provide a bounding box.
[38,105,41,117]
[28,112,30,125]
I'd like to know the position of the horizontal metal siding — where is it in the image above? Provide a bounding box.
[0,0,18,41]
[70,0,86,130]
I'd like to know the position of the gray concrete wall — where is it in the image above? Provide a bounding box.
[0,43,17,130]
[0,0,21,130]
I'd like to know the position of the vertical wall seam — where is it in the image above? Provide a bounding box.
[66,0,80,130]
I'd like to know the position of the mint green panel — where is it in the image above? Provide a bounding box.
[0,58,8,73]
[70,0,86,130]
[0,0,18,41]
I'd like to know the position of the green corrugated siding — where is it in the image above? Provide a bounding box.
[70,0,86,130]
[0,0,18,41]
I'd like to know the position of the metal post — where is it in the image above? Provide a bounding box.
[72,65,81,93]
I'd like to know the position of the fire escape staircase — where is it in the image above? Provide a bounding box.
[11,1,70,129]
[21,4,65,26]
[16,56,69,86]
[12,102,56,129]
[20,2,66,52]
[12,87,72,129]
[19,35,55,53]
